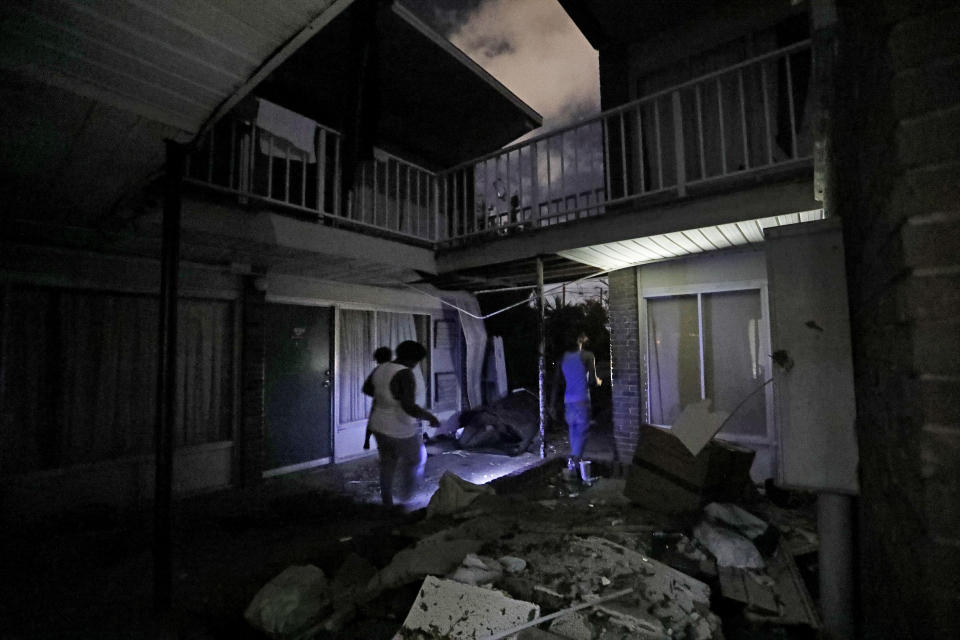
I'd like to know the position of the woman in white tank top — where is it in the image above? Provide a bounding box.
[362,341,439,507]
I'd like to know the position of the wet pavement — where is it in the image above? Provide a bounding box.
[1,424,616,639]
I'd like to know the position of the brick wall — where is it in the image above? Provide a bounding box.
[237,279,266,487]
[831,1,960,636]
[608,267,643,462]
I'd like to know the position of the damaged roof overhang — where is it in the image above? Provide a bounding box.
[556,0,720,48]
[420,254,604,294]
[255,1,543,170]
[0,0,540,228]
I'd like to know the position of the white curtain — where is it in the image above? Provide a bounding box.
[339,309,430,425]
[339,309,375,423]
[378,312,427,406]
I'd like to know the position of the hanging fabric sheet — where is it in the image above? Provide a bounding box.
[439,291,486,409]
[256,98,318,162]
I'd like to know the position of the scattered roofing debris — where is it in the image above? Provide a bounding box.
[244,453,820,639]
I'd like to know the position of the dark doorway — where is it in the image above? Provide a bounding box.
[263,303,333,473]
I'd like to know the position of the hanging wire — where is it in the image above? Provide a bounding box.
[403,266,620,320]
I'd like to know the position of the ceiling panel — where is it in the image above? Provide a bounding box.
[557,210,825,270]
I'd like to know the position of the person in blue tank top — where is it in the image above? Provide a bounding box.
[551,330,602,482]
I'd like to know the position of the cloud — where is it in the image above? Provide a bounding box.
[447,0,600,131]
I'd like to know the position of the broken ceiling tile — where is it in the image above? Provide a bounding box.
[395,575,539,640]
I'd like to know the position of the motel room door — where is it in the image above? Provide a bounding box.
[263,303,333,474]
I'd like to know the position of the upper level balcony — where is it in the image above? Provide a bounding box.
[185,40,813,256]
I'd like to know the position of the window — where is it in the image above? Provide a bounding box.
[646,288,767,437]
[337,309,431,425]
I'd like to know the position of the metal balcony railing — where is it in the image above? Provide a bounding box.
[436,40,813,244]
[185,41,811,249]
[185,117,439,243]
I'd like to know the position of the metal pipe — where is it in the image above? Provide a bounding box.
[154,140,184,611]
[738,69,750,169]
[761,63,773,165]
[228,120,236,188]
[696,85,706,179]
[636,109,646,192]
[818,492,855,639]
[267,132,274,197]
[717,78,727,174]
[603,117,613,201]
[619,111,628,198]
[317,129,326,213]
[536,257,546,459]
[786,53,799,158]
[654,101,663,189]
[284,142,291,202]
[672,91,686,197]
[300,148,307,207]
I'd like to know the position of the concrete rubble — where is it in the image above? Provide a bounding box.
[244,459,821,639]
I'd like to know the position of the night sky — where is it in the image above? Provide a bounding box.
[402,0,600,130]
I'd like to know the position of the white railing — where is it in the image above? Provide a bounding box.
[186,41,811,249]
[436,40,813,244]
[185,118,438,243]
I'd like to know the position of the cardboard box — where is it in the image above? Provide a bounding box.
[624,425,755,514]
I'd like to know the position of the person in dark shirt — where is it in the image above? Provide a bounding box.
[362,340,438,507]
[363,346,393,450]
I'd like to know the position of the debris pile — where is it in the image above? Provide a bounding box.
[445,390,541,456]
[245,429,820,639]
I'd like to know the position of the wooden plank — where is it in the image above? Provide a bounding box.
[745,545,821,628]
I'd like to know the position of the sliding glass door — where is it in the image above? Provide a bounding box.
[646,287,769,440]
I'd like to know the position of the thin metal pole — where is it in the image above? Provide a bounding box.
[300,148,307,207]
[228,120,236,188]
[545,138,552,219]
[333,135,341,216]
[395,159,401,231]
[697,292,705,398]
[154,140,184,612]
[284,142,291,203]
[317,129,326,213]
[672,91,686,197]
[695,85,706,178]
[761,63,773,165]
[602,118,613,199]
[654,101,663,189]
[536,257,546,459]
[785,53,798,158]
[636,108,646,192]
[738,69,749,169]
[373,159,379,227]
[619,111,628,198]
[266,132,274,198]
[558,132,566,215]
[530,143,540,226]
[717,78,727,174]
[414,170,421,238]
